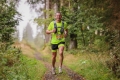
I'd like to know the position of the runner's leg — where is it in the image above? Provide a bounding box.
[51,44,58,68]
[51,44,58,74]
[52,51,57,68]
[58,45,64,68]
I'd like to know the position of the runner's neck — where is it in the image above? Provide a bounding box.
[56,20,61,23]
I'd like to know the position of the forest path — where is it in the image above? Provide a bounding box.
[34,52,85,80]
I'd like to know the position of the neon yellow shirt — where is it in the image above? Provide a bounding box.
[47,21,67,44]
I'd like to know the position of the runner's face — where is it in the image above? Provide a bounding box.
[55,13,62,21]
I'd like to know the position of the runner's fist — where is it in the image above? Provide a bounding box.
[64,31,67,38]
[52,28,57,33]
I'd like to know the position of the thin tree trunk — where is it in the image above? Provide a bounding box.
[44,0,51,43]
[54,0,60,13]
[61,0,64,7]
[69,34,77,49]
[80,26,85,46]
[54,2,58,13]
[46,0,49,18]
[69,39,77,49]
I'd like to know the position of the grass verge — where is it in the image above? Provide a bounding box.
[20,55,46,80]
[13,41,47,80]
[64,50,119,80]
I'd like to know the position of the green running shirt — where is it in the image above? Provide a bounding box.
[47,21,67,44]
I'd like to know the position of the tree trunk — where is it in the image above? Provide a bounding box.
[60,0,64,7]
[44,0,51,43]
[54,2,58,13]
[54,0,60,13]
[69,39,77,49]
[69,34,77,49]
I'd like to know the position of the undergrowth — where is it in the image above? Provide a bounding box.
[64,49,119,80]
[0,46,46,80]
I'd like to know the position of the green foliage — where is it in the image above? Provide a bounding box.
[61,0,120,78]
[0,0,19,51]
[61,0,108,47]
[35,10,54,27]
[0,47,46,79]
[0,1,33,79]
[106,30,120,78]
[93,36,109,51]
[0,47,23,79]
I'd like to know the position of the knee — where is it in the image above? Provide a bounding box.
[59,51,63,55]
[59,52,63,57]
[59,49,64,54]
[52,54,56,59]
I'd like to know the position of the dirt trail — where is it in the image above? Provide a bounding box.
[35,53,57,80]
[34,52,85,80]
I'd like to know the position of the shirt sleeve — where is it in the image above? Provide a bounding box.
[47,22,53,30]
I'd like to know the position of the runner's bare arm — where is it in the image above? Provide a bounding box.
[64,29,68,38]
[46,29,56,34]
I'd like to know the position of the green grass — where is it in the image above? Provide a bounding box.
[68,60,113,80]
[13,41,47,80]
[0,49,46,80]
[20,55,46,80]
[64,51,119,80]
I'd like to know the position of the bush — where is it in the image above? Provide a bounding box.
[0,47,28,80]
[94,38,109,51]
[106,30,120,78]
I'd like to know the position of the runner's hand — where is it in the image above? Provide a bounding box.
[52,28,56,33]
[64,31,67,38]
